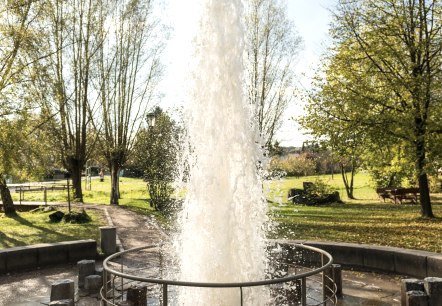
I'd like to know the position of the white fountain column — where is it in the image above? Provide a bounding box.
[177,0,269,305]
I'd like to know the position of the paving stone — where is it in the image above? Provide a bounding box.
[84,275,102,293]
[77,259,95,288]
[50,279,75,302]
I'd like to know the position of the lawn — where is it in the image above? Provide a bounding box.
[266,173,442,253]
[0,209,105,248]
[4,173,442,253]
[10,177,152,207]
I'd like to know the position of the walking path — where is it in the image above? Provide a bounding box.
[0,203,169,306]
[0,202,402,305]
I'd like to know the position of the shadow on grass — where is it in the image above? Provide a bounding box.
[0,231,23,248]
[13,214,73,238]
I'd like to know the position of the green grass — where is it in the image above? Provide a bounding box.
[5,173,442,253]
[266,173,442,252]
[0,209,105,248]
[11,177,151,206]
[265,172,376,205]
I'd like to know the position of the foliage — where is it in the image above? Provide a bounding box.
[308,178,337,198]
[131,109,180,211]
[301,0,442,217]
[269,154,316,177]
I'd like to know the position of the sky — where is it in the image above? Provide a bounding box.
[159,0,336,147]
[277,0,336,147]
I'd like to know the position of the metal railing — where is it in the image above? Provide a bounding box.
[101,243,337,306]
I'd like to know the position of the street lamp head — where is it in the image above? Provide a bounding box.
[146,113,156,128]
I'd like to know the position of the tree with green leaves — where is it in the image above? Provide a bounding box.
[0,0,44,215]
[302,0,442,217]
[131,108,180,211]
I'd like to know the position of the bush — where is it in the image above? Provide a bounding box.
[63,209,91,223]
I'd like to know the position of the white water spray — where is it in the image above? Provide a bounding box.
[176,0,269,305]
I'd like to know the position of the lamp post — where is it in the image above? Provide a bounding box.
[146,112,156,128]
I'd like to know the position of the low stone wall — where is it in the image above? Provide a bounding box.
[273,239,442,278]
[0,239,97,274]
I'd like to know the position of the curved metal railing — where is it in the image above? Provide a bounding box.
[101,243,337,305]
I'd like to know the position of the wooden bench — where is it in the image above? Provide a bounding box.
[376,187,419,204]
[390,187,419,204]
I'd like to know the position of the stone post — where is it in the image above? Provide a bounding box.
[424,277,442,306]
[100,226,117,255]
[405,291,428,306]
[401,279,424,306]
[78,259,96,288]
[50,279,75,302]
[127,285,148,306]
[85,275,103,294]
[332,264,343,298]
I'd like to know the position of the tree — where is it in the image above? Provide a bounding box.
[0,0,43,215]
[245,0,302,148]
[97,0,163,205]
[37,0,103,202]
[131,109,180,211]
[303,0,442,217]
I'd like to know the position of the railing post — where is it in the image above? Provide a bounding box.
[240,287,243,306]
[163,284,168,306]
[301,277,307,306]
[44,187,47,206]
[322,253,326,305]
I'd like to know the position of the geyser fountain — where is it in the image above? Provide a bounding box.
[101,0,336,305]
[176,0,268,304]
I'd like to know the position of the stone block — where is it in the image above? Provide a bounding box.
[0,250,6,274]
[401,279,424,306]
[85,274,102,293]
[406,291,428,306]
[395,250,431,278]
[427,255,442,277]
[5,246,38,272]
[127,285,147,306]
[50,279,75,302]
[38,243,68,266]
[332,264,343,298]
[100,226,117,255]
[68,240,97,262]
[49,300,74,306]
[424,277,442,306]
[78,259,96,288]
[306,241,365,268]
[363,246,395,272]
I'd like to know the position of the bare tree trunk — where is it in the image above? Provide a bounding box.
[415,135,434,218]
[0,178,15,216]
[340,163,355,199]
[68,158,83,202]
[110,162,120,205]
